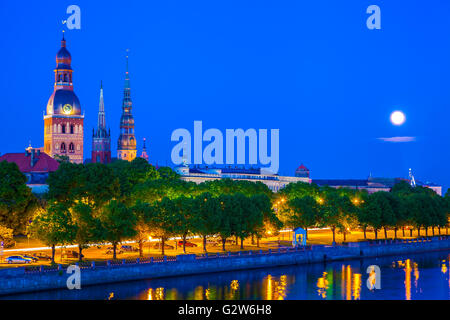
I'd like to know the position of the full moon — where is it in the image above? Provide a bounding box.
[390,111,406,126]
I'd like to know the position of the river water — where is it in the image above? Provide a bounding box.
[3,250,450,300]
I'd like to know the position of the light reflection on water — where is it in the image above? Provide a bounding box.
[2,251,449,300]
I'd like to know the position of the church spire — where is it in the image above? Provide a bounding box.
[92,81,111,164]
[61,30,66,47]
[141,138,149,162]
[117,50,137,162]
[98,81,105,129]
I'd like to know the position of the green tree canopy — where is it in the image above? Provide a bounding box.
[99,200,137,259]
[28,203,76,263]
[0,161,37,234]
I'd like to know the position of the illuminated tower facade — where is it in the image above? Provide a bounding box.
[44,33,84,163]
[117,53,137,161]
[92,82,111,164]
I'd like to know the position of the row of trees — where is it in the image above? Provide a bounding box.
[279,181,450,243]
[1,157,449,261]
[27,158,280,262]
[0,161,38,234]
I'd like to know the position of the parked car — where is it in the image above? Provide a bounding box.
[120,245,139,252]
[32,252,52,261]
[5,255,33,264]
[152,242,174,250]
[177,240,198,247]
[21,255,38,262]
[106,247,123,255]
[67,250,84,259]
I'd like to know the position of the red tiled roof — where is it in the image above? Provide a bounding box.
[0,152,59,173]
[296,164,309,171]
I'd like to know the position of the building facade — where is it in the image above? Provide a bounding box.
[295,164,310,178]
[92,82,111,164]
[43,33,84,164]
[117,54,137,161]
[0,148,59,194]
[313,176,442,196]
[175,165,311,192]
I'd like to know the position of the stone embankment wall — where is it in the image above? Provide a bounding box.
[1,237,449,296]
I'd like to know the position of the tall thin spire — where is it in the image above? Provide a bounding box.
[141,138,149,162]
[124,49,130,89]
[61,30,66,47]
[92,80,111,164]
[117,49,137,161]
[98,81,105,129]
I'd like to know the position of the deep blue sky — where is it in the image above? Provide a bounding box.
[0,1,449,191]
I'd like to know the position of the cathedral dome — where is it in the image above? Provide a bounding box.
[47,89,81,116]
[56,46,71,61]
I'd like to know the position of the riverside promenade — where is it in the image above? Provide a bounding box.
[1,236,450,296]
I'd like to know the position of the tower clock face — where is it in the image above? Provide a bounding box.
[63,104,73,114]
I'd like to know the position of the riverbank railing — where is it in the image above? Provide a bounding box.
[20,235,450,274]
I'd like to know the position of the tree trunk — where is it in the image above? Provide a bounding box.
[251,234,255,245]
[343,230,347,242]
[257,237,260,248]
[432,227,435,236]
[332,227,336,244]
[363,227,367,240]
[374,229,378,240]
[305,227,308,240]
[425,227,428,237]
[409,228,412,237]
[417,226,420,237]
[161,238,165,256]
[384,227,388,239]
[138,239,143,258]
[235,236,238,245]
[78,245,83,262]
[51,245,56,264]
[438,227,441,235]
[182,233,187,254]
[394,228,398,239]
[240,237,244,249]
[203,236,207,253]
[113,242,117,260]
[402,227,405,237]
[222,237,226,251]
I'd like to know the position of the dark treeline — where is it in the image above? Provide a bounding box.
[1,159,449,263]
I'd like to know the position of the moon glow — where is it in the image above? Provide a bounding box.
[390,111,406,126]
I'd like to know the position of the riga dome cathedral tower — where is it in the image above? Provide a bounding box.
[43,32,84,163]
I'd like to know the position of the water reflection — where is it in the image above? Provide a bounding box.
[317,272,329,299]
[2,250,449,300]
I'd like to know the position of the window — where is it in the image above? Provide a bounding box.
[69,143,75,153]
[70,125,74,134]
[62,124,66,134]
[61,143,66,153]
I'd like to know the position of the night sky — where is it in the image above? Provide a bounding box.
[0,1,449,192]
